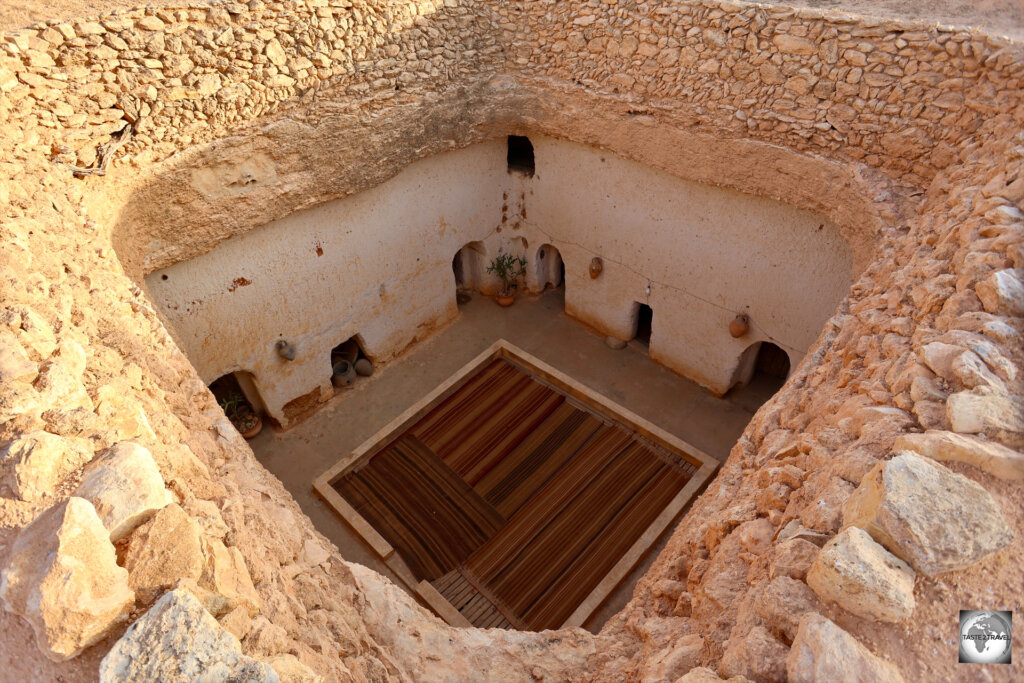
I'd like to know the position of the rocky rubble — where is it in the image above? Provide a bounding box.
[806,526,914,622]
[98,589,278,682]
[0,497,134,661]
[842,451,1013,575]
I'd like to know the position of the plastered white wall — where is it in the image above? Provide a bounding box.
[147,135,851,423]
[147,141,513,422]
[524,136,853,394]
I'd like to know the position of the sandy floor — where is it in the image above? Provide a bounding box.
[1,0,1021,39]
[249,289,778,632]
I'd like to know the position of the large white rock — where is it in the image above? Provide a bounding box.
[75,441,172,541]
[0,497,135,661]
[946,388,1024,447]
[842,452,1013,575]
[895,430,1024,480]
[807,527,915,622]
[787,614,904,683]
[99,589,279,682]
[976,268,1024,316]
[1,431,92,501]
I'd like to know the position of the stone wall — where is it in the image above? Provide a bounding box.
[0,0,1022,681]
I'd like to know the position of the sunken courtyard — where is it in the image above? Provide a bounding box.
[0,0,1023,681]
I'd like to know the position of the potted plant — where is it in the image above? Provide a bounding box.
[486,252,527,306]
[219,391,263,439]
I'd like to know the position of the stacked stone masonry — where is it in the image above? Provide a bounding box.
[0,0,1022,681]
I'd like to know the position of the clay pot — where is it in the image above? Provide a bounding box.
[332,359,356,388]
[237,414,262,439]
[496,294,515,307]
[729,314,750,338]
[589,257,603,279]
[354,358,374,377]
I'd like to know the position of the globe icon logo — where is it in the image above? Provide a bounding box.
[959,610,1012,664]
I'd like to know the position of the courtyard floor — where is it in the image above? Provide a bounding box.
[250,288,776,631]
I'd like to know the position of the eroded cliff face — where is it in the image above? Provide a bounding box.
[0,1,1022,681]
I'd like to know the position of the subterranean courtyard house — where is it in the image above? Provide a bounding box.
[0,0,1022,681]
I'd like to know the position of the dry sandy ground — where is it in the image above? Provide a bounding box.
[1,0,1022,39]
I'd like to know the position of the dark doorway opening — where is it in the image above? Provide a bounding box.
[453,250,466,293]
[726,341,791,408]
[755,342,790,380]
[330,336,373,391]
[507,136,535,176]
[209,371,266,433]
[634,303,653,345]
[536,244,564,291]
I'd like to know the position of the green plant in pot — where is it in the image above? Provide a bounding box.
[218,391,263,439]
[487,252,527,306]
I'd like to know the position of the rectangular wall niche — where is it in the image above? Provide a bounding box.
[314,341,717,630]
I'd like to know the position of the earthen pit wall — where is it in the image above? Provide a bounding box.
[0,0,1023,680]
[143,135,852,422]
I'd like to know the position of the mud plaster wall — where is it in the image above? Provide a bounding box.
[145,141,511,422]
[528,136,851,394]
[1,0,1023,681]
[145,135,849,420]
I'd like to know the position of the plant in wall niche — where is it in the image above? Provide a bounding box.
[487,252,527,307]
[218,391,263,439]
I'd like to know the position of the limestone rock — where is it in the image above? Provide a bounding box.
[894,430,1024,480]
[807,527,915,622]
[917,342,964,381]
[639,634,704,683]
[99,589,279,682]
[752,576,820,642]
[1,431,92,501]
[719,625,788,682]
[122,503,204,604]
[787,614,904,683]
[770,538,819,581]
[202,537,262,616]
[975,269,1024,316]
[0,498,134,661]
[75,441,172,541]
[946,388,1024,446]
[261,654,322,683]
[679,668,752,682]
[0,329,36,383]
[842,452,1013,575]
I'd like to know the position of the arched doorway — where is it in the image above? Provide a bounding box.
[729,341,791,400]
[535,244,564,291]
[209,370,267,425]
[453,241,487,298]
